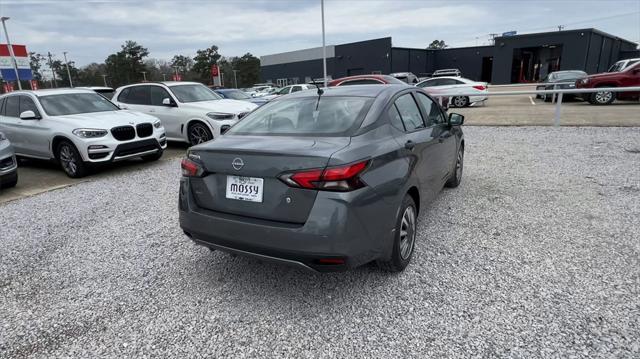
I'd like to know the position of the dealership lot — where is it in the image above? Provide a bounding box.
[1,127,638,357]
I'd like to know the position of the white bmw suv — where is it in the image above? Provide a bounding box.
[0,89,167,178]
[112,82,257,145]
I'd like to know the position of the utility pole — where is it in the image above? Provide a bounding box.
[1,17,22,90]
[141,71,147,81]
[63,51,73,87]
[232,69,238,88]
[101,74,108,87]
[557,25,565,31]
[321,0,327,88]
[47,52,58,88]
[162,73,167,81]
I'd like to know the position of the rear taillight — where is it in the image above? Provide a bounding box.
[181,158,204,177]
[279,160,369,191]
[472,85,486,91]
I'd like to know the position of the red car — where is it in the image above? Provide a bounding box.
[328,75,450,108]
[576,62,640,105]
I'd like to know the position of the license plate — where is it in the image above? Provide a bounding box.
[225,176,264,203]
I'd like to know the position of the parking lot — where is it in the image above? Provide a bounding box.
[1,126,639,357]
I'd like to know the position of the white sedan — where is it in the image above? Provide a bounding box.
[416,76,488,108]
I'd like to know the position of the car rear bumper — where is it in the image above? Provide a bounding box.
[178,178,394,272]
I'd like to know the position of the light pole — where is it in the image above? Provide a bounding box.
[162,73,167,81]
[101,74,108,87]
[141,71,147,81]
[321,0,327,88]
[232,69,238,88]
[63,51,73,87]
[1,17,22,90]
[47,52,57,88]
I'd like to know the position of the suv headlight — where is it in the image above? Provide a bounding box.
[72,128,108,138]
[580,78,589,85]
[153,120,162,128]
[207,112,235,120]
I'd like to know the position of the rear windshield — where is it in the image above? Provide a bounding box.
[227,96,373,136]
[39,93,119,116]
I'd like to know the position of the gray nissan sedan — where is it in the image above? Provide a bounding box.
[179,85,464,272]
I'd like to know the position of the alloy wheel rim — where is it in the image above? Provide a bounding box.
[189,125,210,144]
[595,91,612,103]
[59,145,77,175]
[454,97,466,107]
[399,206,416,260]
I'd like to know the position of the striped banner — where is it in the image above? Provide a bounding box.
[0,44,33,81]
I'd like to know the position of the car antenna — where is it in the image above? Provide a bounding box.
[312,81,324,111]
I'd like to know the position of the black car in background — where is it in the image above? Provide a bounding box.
[536,70,587,101]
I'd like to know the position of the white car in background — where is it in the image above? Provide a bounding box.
[416,76,488,107]
[112,82,257,145]
[0,89,166,178]
[260,84,315,101]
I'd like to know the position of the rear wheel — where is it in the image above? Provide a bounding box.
[589,89,616,105]
[377,195,417,272]
[445,145,464,188]
[188,122,213,145]
[0,171,18,189]
[452,96,469,108]
[57,140,88,178]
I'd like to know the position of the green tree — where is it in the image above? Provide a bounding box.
[29,52,46,81]
[427,40,447,49]
[192,45,221,84]
[232,53,260,88]
[77,62,108,86]
[105,41,150,86]
[50,59,79,87]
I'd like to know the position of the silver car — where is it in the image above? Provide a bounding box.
[0,89,167,178]
[0,131,18,189]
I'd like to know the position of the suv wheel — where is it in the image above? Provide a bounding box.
[377,195,417,272]
[445,145,464,188]
[188,122,213,145]
[57,140,88,178]
[590,89,616,105]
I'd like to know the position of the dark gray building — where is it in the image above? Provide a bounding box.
[260,28,638,85]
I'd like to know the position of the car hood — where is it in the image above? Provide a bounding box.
[180,99,257,114]
[584,72,621,81]
[52,110,160,128]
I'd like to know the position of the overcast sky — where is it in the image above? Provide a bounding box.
[1,0,639,66]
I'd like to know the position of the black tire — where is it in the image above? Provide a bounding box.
[589,89,616,105]
[451,96,469,108]
[377,195,418,272]
[445,144,464,188]
[188,122,213,146]
[0,171,18,189]
[543,94,552,102]
[57,140,89,178]
[141,150,163,162]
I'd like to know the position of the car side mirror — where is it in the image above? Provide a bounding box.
[19,110,39,120]
[448,113,464,126]
[162,98,177,107]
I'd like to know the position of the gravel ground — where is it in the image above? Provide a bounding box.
[1,127,639,358]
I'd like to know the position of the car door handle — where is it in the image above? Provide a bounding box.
[405,140,416,150]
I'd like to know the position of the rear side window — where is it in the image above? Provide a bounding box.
[118,87,131,103]
[127,86,151,105]
[415,93,444,126]
[20,96,41,117]
[4,96,20,117]
[394,94,425,131]
[387,105,405,131]
[418,79,438,87]
[0,97,5,116]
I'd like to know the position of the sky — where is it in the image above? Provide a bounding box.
[0,0,639,67]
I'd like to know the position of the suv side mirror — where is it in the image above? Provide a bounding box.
[19,110,39,120]
[162,98,177,107]
[448,113,464,126]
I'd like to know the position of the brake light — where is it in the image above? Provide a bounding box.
[181,158,203,177]
[472,85,486,91]
[280,160,370,191]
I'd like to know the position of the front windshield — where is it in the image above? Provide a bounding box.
[39,93,120,116]
[227,96,373,136]
[223,90,251,100]
[170,84,222,102]
[555,71,586,80]
[608,62,624,72]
